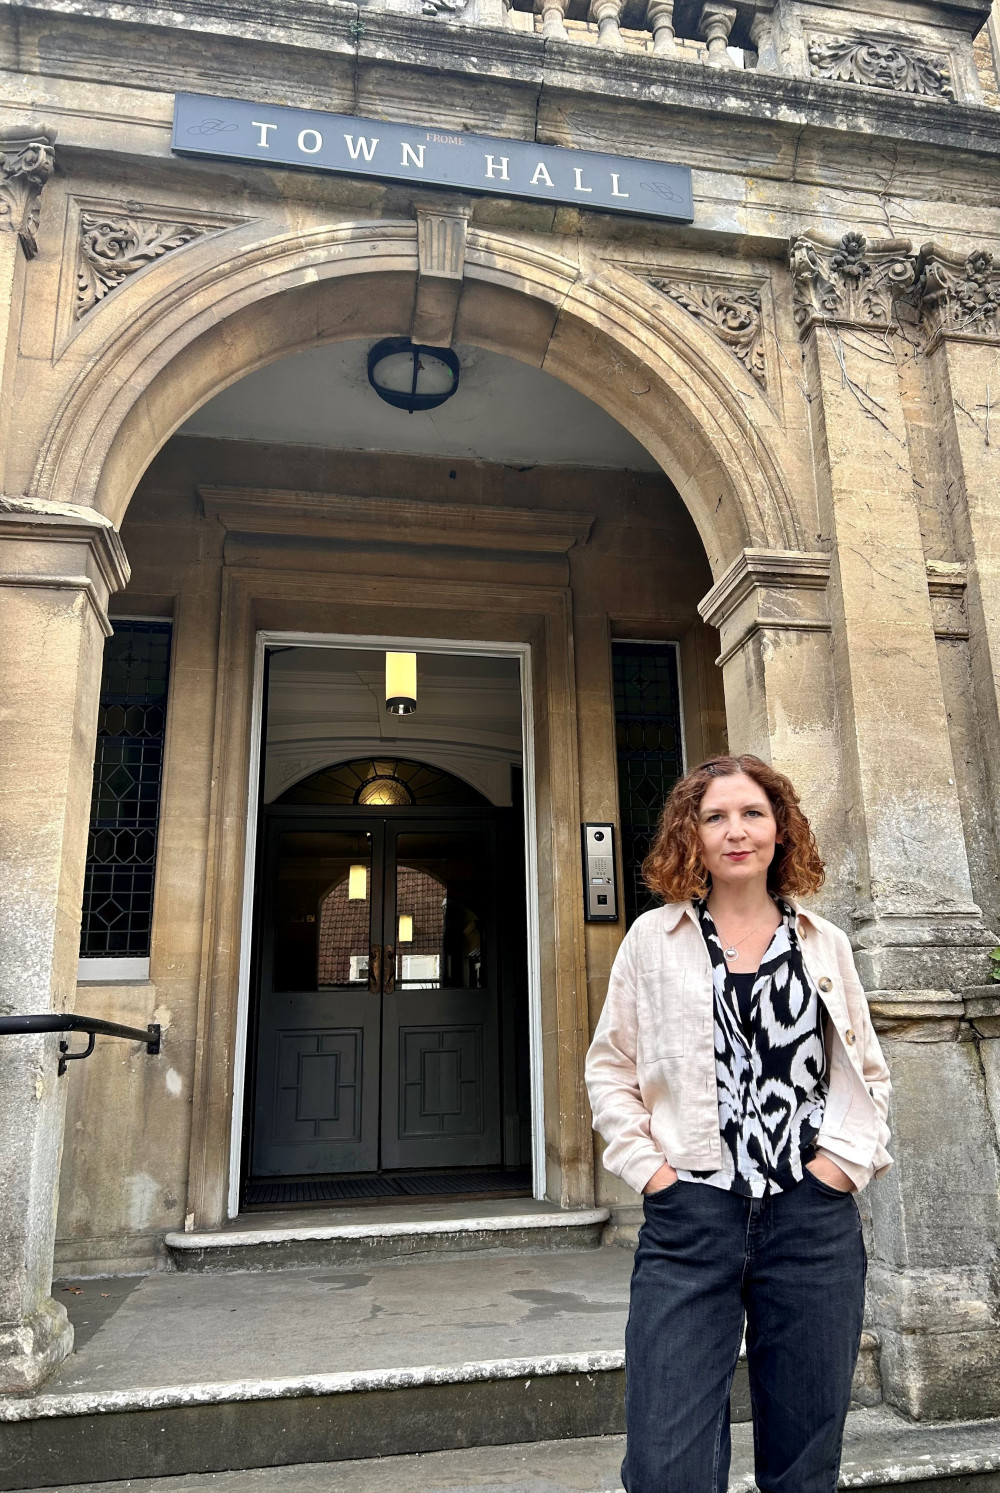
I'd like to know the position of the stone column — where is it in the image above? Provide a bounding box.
[790,229,1000,1420]
[0,498,128,1392]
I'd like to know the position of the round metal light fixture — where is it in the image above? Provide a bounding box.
[367,338,460,413]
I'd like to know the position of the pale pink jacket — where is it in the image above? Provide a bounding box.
[585,900,893,1194]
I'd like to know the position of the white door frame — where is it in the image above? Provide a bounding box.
[227,628,545,1217]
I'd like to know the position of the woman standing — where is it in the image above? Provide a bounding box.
[585,755,892,1493]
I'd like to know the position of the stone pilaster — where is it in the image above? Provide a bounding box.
[915,245,1000,902]
[791,228,1000,1421]
[0,132,55,494]
[790,229,994,991]
[0,496,129,1392]
[698,549,851,920]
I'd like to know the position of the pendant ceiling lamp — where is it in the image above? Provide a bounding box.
[367,338,460,413]
[347,864,367,901]
[398,914,413,943]
[385,652,417,716]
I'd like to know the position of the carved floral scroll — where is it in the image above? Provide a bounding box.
[76,212,216,318]
[649,278,766,387]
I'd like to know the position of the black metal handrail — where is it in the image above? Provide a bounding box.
[0,1014,161,1075]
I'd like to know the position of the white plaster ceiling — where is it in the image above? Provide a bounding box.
[182,339,659,470]
[264,646,523,806]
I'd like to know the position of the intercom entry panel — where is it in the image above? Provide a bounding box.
[582,823,618,922]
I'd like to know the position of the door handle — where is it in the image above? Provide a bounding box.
[383,945,396,994]
[368,945,381,993]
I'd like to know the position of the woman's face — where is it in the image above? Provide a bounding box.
[696,771,779,890]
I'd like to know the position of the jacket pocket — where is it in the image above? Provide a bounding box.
[636,969,688,1060]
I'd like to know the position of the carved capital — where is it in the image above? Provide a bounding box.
[0,493,130,635]
[0,131,56,259]
[648,277,766,388]
[808,34,954,99]
[790,230,916,335]
[916,243,1000,345]
[76,211,221,319]
[698,548,831,668]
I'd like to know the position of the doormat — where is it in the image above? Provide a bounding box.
[244,1169,533,1207]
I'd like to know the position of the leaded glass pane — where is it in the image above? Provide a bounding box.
[612,642,683,927]
[80,621,172,957]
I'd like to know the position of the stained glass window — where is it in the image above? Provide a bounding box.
[80,621,172,957]
[612,642,684,927]
[278,757,488,808]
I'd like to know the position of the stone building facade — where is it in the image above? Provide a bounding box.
[2,0,1000,1432]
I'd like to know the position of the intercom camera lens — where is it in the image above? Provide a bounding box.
[593,830,605,841]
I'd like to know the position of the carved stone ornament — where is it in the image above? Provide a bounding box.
[808,35,954,99]
[422,0,469,15]
[917,244,1000,342]
[649,278,766,387]
[0,132,56,259]
[789,230,916,334]
[76,212,215,318]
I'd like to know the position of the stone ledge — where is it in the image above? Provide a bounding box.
[165,1208,610,1250]
[13,0,1000,163]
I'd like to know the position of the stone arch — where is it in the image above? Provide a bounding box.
[28,219,803,573]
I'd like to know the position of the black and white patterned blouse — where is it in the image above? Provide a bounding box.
[676,898,828,1198]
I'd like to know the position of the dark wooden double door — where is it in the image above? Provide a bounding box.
[251,810,507,1177]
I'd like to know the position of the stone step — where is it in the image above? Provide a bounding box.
[0,1245,874,1491]
[163,1200,610,1272]
[14,1411,1000,1493]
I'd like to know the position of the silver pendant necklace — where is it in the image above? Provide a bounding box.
[713,905,775,962]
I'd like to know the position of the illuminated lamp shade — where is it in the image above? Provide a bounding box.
[398,915,414,943]
[385,651,417,716]
[348,864,367,901]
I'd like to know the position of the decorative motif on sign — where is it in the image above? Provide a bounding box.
[76,213,213,318]
[789,230,916,333]
[0,133,56,258]
[649,278,766,387]
[917,245,1000,341]
[807,35,953,99]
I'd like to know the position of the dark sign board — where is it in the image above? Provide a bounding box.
[172,92,694,224]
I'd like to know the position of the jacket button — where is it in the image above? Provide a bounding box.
[845,1028,856,1045]
[818,976,833,993]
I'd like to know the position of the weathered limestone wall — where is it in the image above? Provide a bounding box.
[0,0,999,1414]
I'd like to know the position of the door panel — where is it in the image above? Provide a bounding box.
[380,827,502,1169]
[252,827,381,1176]
[251,812,505,1179]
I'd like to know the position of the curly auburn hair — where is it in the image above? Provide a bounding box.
[642,754,825,903]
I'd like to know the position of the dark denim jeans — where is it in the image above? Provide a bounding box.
[622,1174,866,1493]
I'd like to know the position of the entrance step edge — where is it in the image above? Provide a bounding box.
[163,1207,611,1272]
[0,1350,628,1490]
